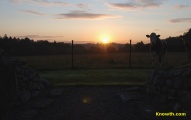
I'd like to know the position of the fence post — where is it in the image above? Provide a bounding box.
[72,40,74,69]
[129,39,132,68]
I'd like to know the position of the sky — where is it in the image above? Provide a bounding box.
[0,0,191,44]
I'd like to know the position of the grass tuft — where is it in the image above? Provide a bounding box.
[40,69,152,86]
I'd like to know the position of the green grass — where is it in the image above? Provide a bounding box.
[17,52,190,86]
[39,69,151,86]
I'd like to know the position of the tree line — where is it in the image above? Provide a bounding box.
[0,29,188,56]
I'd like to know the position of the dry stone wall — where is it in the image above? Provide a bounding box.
[0,49,50,105]
[146,67,191,112]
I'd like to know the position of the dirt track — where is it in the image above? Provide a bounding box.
[10,86,190,120]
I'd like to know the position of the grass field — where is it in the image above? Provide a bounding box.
[18,52,190,86]
[18,52,189,70]
[40,69,151,86]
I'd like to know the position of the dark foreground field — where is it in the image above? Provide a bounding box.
[10,86,190,120]
[9,53,191,120]
[11,86,191,120]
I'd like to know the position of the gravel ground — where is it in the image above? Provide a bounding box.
[10,86,190,120]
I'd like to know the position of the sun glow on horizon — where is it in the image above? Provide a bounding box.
[100,34,111,44]
[102,37,109,44]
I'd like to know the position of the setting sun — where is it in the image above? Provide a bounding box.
[100,34,111,44]
[102,37,109,44]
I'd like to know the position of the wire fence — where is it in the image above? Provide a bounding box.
[18,40,190,70]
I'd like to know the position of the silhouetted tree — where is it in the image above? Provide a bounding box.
[88,45,102,54]
[3,34,8,40]
[165,37,184,52]
[180,28,191,58]
[107,44,117,53]
[118,43,130,53]
[133,41,147,52]
[0,30,191,56]
[74,44,87,54]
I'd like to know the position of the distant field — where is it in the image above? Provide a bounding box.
[16,52,190,86]
[18,52,189,70]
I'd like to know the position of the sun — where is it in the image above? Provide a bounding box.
[99,34,111,44]
[102,37,109,44]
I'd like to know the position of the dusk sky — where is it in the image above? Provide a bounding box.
[0,0,191,44]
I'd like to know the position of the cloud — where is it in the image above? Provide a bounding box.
[108,0,166,10]
[16,35,64,39]
[154,29,160,31]
[170,18,191,23]
[10,0,88,8]
[56,11,120,20]
[175,4,190,9]
[10,0,70,7]
[10,0,22,4]
[29,0,70,7]
[76,3,89,8]
[19,10,45,15]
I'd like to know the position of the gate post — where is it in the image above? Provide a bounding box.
[72,40,74,69]
[129,39,132,68]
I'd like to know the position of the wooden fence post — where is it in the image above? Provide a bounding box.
[72,40,74,69]
[129,39,132,68]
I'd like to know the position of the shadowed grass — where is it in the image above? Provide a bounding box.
[40,69,151,86]
[18,52,190,86]
[18,52,189,70]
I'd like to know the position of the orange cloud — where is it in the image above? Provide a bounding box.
[108,0,166,10]
[175,4,190,9]
[56,11,120,20]
[19,10,45,16]
[170,18,191,23]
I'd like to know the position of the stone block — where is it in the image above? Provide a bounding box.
[163,71,171,79]
[165,79,173,88]
[159,94,167,102]
[189,78,191,89]
[153,76,164,86]
[182,69,191,77]
[181,78,190,90]
[167,89,177,96]
[161,86,168,94]
[19,89,31,103]
[184,91,191,102]
[147,85,155,95]
[173,78,182,89]
[172,69,183,76]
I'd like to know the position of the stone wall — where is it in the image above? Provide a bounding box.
[0,49,50,105]
[146,67,191,112]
